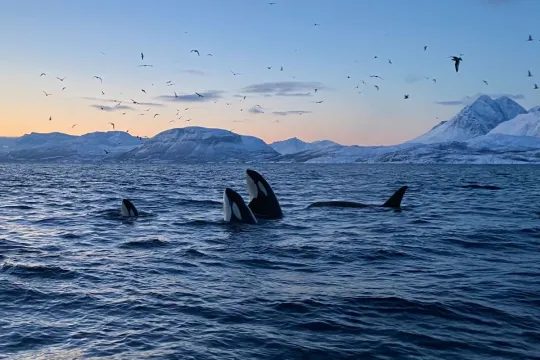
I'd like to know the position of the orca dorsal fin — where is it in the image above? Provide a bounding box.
[381,186,408,208]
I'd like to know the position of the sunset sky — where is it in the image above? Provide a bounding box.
[1,0,539,145]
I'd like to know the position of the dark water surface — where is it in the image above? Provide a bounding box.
[0,164,539,360]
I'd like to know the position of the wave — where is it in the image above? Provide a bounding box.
[119,238,169,249]
[1,262,78,280]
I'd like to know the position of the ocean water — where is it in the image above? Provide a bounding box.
[0,164,539,360]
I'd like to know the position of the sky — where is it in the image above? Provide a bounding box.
[0,0,539,145]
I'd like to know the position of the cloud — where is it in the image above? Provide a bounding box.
[272,110,312,116]
[156,90,225,103]
[435,93,525,106]
[242,81,323,97]
[81,97,163,107]
[180,69,206,76]
[248,106,264,114]
[90,104,135,112]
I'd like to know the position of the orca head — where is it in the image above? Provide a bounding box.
[246,169,283,219]
[223,188,258,224]
[121,199,138,217]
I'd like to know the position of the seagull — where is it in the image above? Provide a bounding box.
[483,80,489,85]
[424,45,428,51]
[195,92,204,97]
[100,107,105,110]
[154,114,159,118]
[243,96,246,100]
[268,2,276,4]
[130,98,140,104]
[388,59,392,64]
[191,49,200,56]
[230,69,240,76]
[528,34,534,41]
[315,100,324,104]
[141,52,144,60]
[432,78,437,83]
[104,150,109,154]
[169,119,175,123]
[185,118,192,122]
[166,80,173,84]
[141,89,146,93]
[43,91,52,96]
[314,88,318,93]
[62,87,67,91]
[100,52,106,55]
[404,94,409,99]
[49,116,52,121]
[354,84,359,89]
[138,64,153,67]
[267,66,272,69]
[93,76,103,83]
[72,124,77,128]
[370,75,384,80]
[528,70,533,77]
[174,91,178,98]
[101,90,105,95]
[450,56,462,72]
[185,107,189,110]
[40,73,46,77]
[122,112,126,115]
[280,66,284,71]
[145,108,150,112]
[109,122,115,130]
[347,76,351,79]
[207,53,213,56]
[56,76,66,81]
[374,85,380,91]
[535,84,539,89]
[314,23,320,26]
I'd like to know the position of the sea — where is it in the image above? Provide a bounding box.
[0,164,539,360]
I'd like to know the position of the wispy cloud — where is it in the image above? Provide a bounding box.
[435,93,525,106]
[272,110,312,116]
[89,104,135,112]
[81,96,163,107]
[180,69,206,76]
[242,81,323,97]
[248,106,264,114]
[156,90,225,102]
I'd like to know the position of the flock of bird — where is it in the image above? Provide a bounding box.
[38,9,539,143]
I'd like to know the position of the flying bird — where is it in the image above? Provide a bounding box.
[154,114,159,118]
[483,80,489,85]
[43,91,52,96]
[169,119,175,123]
[62,87,67,91]
[534,84,539,90]
[100,107,105,110]
[315,100,324,104]
[122,112,126,115]
[49,116,52,121]
[101,90,105,95]
[104,150,109,154]
[207,53,213,56]
[404,94,409,99]
[314,23,320,26]
[56,76,66,81]
[370,75,384,80]
[141,89,146,93]
[268,2,276,4]
[185,118,192,122]
[174,91,178,98]
[424,45,428,51]
[40,73,46,77]
[109,122,115,130]
[374,85,380,91]
[388,59,392,64]
[314,88,318,93]
[195,92,204,97]
[230,69,240,76]
[528,70,533,77]
[93,76,103,83]
[280,66,284,71]
[450,56,462,72]
[528,34,534,41]
[130,98,140,104]
[141,52,144,60]
[191,49,200,56]
[432,78,437,83]
[354,84,359,89]
[72,124,77,128]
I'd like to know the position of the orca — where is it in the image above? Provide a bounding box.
[246,169,283,219]
[308,186,408,209]
[120,199,139,217]
[223,188,258,224]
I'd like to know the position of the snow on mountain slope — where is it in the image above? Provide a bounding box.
[117,127,279,163]
[270,137,342,155]
[468,134,540,151]
[529,106,540,113]
[409,95,527,144]
[487,111,540,137]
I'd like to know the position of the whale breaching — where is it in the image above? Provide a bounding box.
[246,169,283,219]
[308,186,408,209]
[120,199,138,217]
[223,188,258,224]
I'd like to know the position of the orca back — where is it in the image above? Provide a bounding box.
[246,169,283,219]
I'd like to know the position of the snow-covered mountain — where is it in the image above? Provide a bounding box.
[0,131,141,162]
[487,111,540,137]
[270,137,342,155]
[409,95,527,144]
[115,127,279,163]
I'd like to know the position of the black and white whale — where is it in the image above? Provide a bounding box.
[120,199,139,217]
[308,186,408,209]
[223,188,258,224]
[246,169,283,219]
